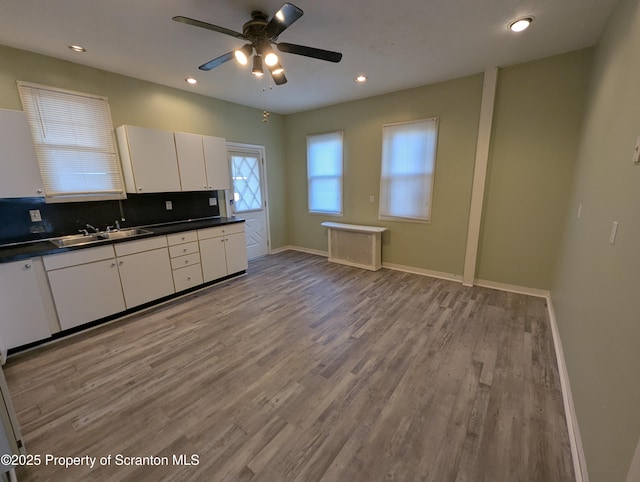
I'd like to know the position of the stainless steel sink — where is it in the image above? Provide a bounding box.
[96,228,152,240]
[49,228,152,248]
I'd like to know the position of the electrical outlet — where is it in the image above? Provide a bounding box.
[29,209,42,222]
[165,201,173,210]
[369,195,375,203]
[209,197,217,206]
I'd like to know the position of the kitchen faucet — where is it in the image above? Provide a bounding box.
[106,220,121,232]
[86,223,99,233]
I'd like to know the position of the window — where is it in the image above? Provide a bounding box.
[17,81,125,202]
[307,131,343,215]
[229,149,263,212]
[379,118,438,222]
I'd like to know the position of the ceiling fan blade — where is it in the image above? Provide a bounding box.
[263,3,303,39]
[199,52,234,71]
[173,16,247,40]
[277,42,342,63]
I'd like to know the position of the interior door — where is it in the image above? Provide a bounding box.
[228,146,269,259]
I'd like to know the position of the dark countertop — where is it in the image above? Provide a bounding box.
[0,216,244,263]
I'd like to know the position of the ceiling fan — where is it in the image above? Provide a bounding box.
[173,3,343,86]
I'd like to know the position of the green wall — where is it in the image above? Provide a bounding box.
[478,50,593,289]
[0,44,288,248]
[283,50,591,287]
[551,0,640,479]
[283,75,484,275]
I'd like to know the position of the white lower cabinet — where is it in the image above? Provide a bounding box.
[45,246,125,330]
[114,237,174,309]
[167,231,203,292]
[198,223,248,283]
[44,237,174,328]
[0,259,51,349]
[27,225,244,337]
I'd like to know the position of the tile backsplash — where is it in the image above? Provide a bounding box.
[0,191,221,245]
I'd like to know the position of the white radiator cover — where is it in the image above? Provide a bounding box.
[322,222,387,271]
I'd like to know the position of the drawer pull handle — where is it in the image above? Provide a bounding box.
[24,263,32,269]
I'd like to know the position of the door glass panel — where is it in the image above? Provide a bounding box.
[230,153,262,212]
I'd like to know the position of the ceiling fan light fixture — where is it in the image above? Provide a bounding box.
[264,51,279,67]
[509,16,533,32]
[270,62,285,75]
[68,45,86,53]
[185,77,197,85]
[234,44,253,65]
[252,54,264,77]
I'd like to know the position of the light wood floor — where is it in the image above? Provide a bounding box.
[4,251,574,481]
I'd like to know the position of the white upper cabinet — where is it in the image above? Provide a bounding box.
[203,135,230,190]
[117,125,228,193]
[176,132,230,191]
[116,125,181,193]
[175,131,207,191]
[0,108,44,197]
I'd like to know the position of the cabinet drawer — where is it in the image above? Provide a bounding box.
[44,245,115,271]
[197,222,244,240]
[114,235,168,257]
[173,264,203,292]
[170,252,201,270]
[167,230,198,246]
[169,241,199,258]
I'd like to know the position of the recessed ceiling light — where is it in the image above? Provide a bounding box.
[355,75,368,83]
[509,17,533,32]
[185,77,198,85]
[68,45,86,53]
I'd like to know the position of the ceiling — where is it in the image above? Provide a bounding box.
[0,0,619,115]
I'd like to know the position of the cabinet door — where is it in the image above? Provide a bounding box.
[224,232,248,274]
[199,237,228,282]
[117,125,181,193]
[173,264,204,292]
[0,260,51,349]
[0,109,44,198]
[175,132,208,191]
[117,248,174,308]
[202,135,230,190]
[47,259,125,330]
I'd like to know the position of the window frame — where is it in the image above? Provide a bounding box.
[378,117,439,223]
[306,130,344,216]
[17,81,125,203]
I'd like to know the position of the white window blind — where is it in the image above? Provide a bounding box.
[379,118,438,222]
[17,81,125,202]
[307,131,343,215]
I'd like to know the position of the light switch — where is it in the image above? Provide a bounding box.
[609,221,619,245]
[633,136,640,165]
[577,204,582,219]
[369,195,375,203]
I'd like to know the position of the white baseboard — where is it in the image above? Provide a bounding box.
[274,245,328,257]
[382,261,462,282]
[474,278,550,298]
[546,296,588,482]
